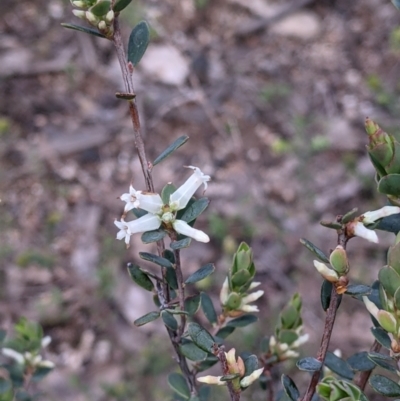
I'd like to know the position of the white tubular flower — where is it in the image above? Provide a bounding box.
[363,206,400,225]
[363,296,380,321]
[172,220,210,243]
[136,192,163,214]
[353,222,378,243]
[220,278,229,305]
[241,290,264,305]
[114,219,132,245]
[291,333,309,348]
[240,304,260,312]
[169,166,211,210]
[127,214,162,235]
[120,186,141,214]
[38,360,55,369]
[240,367,264,388]
[2,348,25,365]
[197,375,226,385]
[281,350,300,359]
[72,0,85,7]
[72,9,86,18]
[249,282,261,290]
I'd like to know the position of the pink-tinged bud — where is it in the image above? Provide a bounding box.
[313,260,339,283]
[225,348,239,374]
[329,245,349,275]
[237,356,245,377]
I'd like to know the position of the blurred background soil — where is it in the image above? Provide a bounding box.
[1,0,400,399]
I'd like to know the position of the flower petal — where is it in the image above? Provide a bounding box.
[363,206,400,224]
[353,222,378,243]
[313,260,339,282]
[197,375,226,385]
[126,214,162,234]
[239,304,259,313]
[172,220,210,242]
[169,166,211,210]
[241,290,264,305]
[136,192,163,214]
[114,219,131,245]
[220,277,230,305]
[363,296,380,321]
[240,367,264,388]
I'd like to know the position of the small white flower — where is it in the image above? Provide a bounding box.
[105,10,114,23]
[220,278,229,305]
[313,260,339,282]
[363,206,400,225]
[169,166,210,211]
[172,220,209,243]
[72,9,86,18]
[136,192,163,214]
[38,359,55,369]
[2,348,25,365]
[85,11,98,24]
[353,222,379,243]
[41,336,52,349]
[197,375,226,385]
[240,304,260,313]
[240,367,264,388]
[249,282,261,290]
[281,350,300,359]
[72,0,85,7]
[120,185,141,214]
[241,290,264,305]
[291,333,309,348]
[114,219,132,246]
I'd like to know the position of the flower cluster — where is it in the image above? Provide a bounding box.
[70,0,114,38]
[115,166,211,247]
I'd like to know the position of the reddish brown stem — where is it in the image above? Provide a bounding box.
[354,340,381,391]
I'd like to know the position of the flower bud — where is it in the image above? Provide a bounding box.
[313,260,339,283]
[72,9,86,18]
[225,293,242,310]
[72,0,86,7]
[105,10,114,23]
[329,245,349,275]
[85,11,99,25]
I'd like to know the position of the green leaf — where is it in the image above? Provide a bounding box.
[220,374,241,382]
[201,292,217,324]
[321,280,332,311]
[166,266,178,290]
[379,266,400,297]
[185,264,215,284]
[278,330,298,346]
[388,243,400,274]
[127,21,150,66]
[31,365,54,382]
[139,252,173,268]
[90,0,111,16]
[0,330,6,344]
[243,354,258,376]
[180,341,208,361]
[0,378,11,394]
[196,356,219,372]
[369,374,400,396]
[113,0,132,12]
[371,327,391,349]
[185,294,201,316]
[153,135,189,166]
[299,238,330,263]
[347,352,376,371]
[132,208,148,218]
[377,213,400,234]
[180,198,210,223]
[378,174,400,196]
[324,352,354,380]
[161,184,176,205]
[168,373,190,400]
[198,386,211,401]
[341,208,358,224]
[260,336,270,353]
[171,238,192,250]
[280,305,298,329]
[15,390,31,401]
[320,221,343,230]
[368,352,397,373]
[161,310,178,331]
[231,269,251,288]
[296,357,322,372]
[134,311,160,327]
[165,308,189,316]
[281,374,300,401]
[141,229,167,243]
[215,326,235,341]
[127,263,154,291]
[187,323,215,353]
[226,314,258,328]
[61,23,107,39]
[345,284,371,296]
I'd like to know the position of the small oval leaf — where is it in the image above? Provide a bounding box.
[127,21,150,66]
[185,264,215,285]
[139,252,173,268]
[244,354,258,376]
[378,174,400,196]
[281,374,300,401]
[90,0,111,16]
[341,207,358,224]
[215,326,235,340]
[369,374,400,397]
[61,23,106,38]
[321,280,332,311]
[187,323,215,353]
[347,351,376,371]
[324,352,354,380]
[296,357,322,372]
[141,229,167,243]
[127,263,154,291]
[345,284,371,296]
[300,238,330,263]
[166,266,178,290]
[113,0,132,12]
[201,292,217,324]
[185,295,201,316]
[161,310,178,331]
[171,237,192,250]
[368,352,397,373]
[134,311,160,327]
[168,373,190,399]
[153,135,189,166]
[226,314,258,328]
[371,327,391,349]
[180,198,210,223]
[180,341,208,361]
[161,184,176,205]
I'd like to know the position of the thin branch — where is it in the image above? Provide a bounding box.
[301,285,341,401]
[173,247,186,339]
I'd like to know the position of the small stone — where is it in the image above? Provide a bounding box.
[271,11,321,40]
